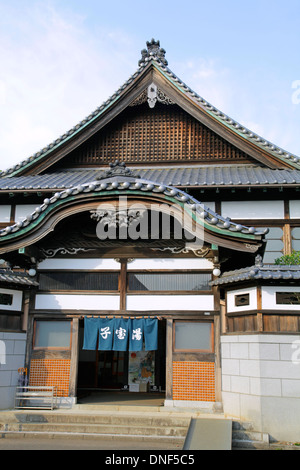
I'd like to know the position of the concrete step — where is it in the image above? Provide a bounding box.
[231,420,270,449]
[0,410,274,449]
[0,409,191,444]
[0,409,191,426]
[2,422,188,437]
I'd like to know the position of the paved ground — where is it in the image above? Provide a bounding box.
[0,435,182,450]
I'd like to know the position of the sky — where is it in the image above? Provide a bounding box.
[0,0,300,172]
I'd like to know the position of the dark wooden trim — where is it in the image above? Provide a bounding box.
[172,352,215,362]
[226,309,300,316]
[69,318,79,397]
[165,318,173,400]
[31,309,218,317]
[119,260,127,310]
[126,291,213,295]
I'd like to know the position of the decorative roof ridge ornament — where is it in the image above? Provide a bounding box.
[96,160,140,180]
[138,38,168,66]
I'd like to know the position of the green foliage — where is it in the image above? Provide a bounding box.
[275,250,300,265]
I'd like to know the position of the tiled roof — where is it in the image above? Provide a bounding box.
[0,270,38,286]
[1,40,300,178]
[0,161,267,240]
[211,264,300,285]
[0,165,300,191]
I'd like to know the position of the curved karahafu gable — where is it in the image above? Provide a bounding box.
[0,161,266,255]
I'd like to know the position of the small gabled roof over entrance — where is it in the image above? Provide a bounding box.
[1,39,299,178]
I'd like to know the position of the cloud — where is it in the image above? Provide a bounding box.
[0,1,299,173]
[173,57,300,157]
[0,2,136,170]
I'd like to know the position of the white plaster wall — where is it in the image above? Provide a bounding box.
[221,334,300,441]
[0,332,27,409]
[0,205,11,223]
[0,288,23,312]
[226,287,257,313]
[127,258,213,270]
[15,205,38,221]
[221,200,284,219]
[35,294,120,310]
[290,200,300,219]
[38,258,121,270]
[126,294,214,311]
[261,286,300,311]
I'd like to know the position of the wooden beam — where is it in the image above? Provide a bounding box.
[165,319,173,400]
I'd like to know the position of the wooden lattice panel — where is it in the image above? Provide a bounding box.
[63,103,252,167]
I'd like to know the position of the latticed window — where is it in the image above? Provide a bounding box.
[63,104,252,167]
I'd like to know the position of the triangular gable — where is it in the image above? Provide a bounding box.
[1,39,299,178]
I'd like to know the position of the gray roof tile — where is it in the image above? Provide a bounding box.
[211,264,300,285]
[0,270,38,286]
[0,166,300,191]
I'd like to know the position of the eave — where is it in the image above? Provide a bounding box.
[0,166,266,256]
[0,166,300,193]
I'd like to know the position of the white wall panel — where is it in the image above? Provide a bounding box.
[226,287,257,313]
[127,258,213,270]
[0,288,23,311]
[126,294,214,311]
[261,286,300,310]
[221,200,284,219]
[38,258,121,270]
[290,200,300,219]
[35,294,120,310]
[0,205,11,222]
[15,205,38,221]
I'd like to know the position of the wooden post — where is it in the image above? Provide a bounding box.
[21,290,30,332]
[69,318,79,399]
[257,286,263,332]
[119,260,127,311]
[165,319,173,401]
[214,315,222,403]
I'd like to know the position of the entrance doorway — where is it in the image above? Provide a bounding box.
[77,318,166,396]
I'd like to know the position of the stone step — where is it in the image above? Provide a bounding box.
[231,420,270,449]
[0,410,273,449]
[0,410,191,427]
[0,430,185,445]
[0,409,190,445]
[2,421,188,437]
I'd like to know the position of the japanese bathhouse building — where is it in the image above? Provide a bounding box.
[1,39,300,442]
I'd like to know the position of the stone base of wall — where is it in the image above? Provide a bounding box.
[0,332,27,409]
[221,334,300,442]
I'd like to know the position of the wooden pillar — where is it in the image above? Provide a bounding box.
[284,200,292,255]
[119,260,127,311]
[257,286,263,332]
[69,318,79,399]
[214,315,222,402]
[165,319,173,400]
[21,290,30,332]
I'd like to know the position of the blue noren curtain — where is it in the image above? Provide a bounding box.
[83,317,99,350]
[98,318,114,350]
[113,318,129,351]
[129,318,144,351]
[144,318,158,351]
